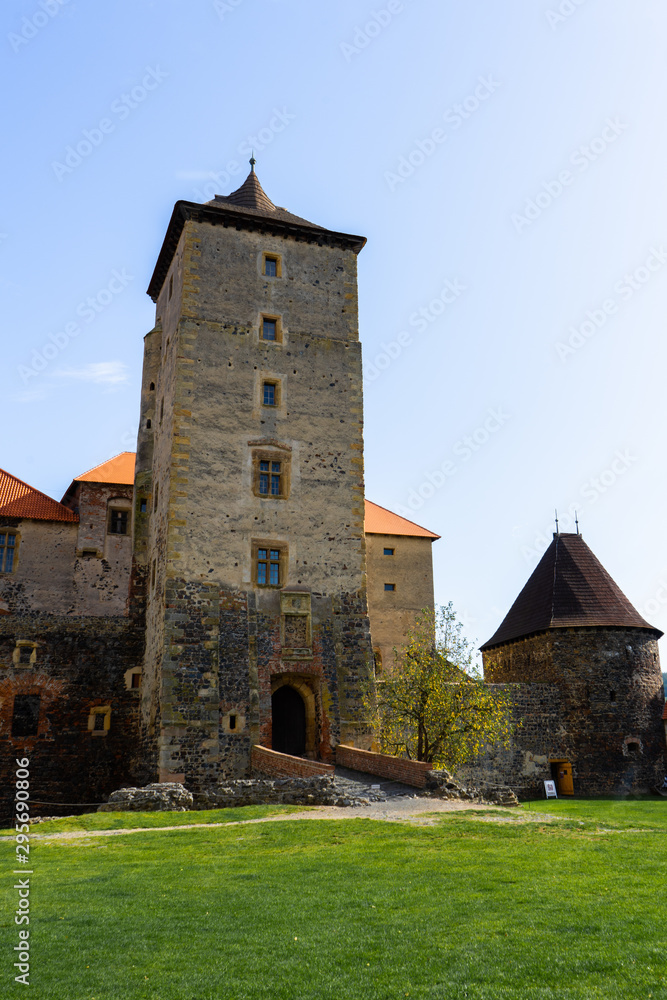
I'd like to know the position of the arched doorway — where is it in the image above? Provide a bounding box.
[271,685,307,756]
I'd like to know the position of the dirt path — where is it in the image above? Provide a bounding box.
[3,799,557,843]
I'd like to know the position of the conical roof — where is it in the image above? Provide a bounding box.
[222,165,276,212]
[481,533,660,650]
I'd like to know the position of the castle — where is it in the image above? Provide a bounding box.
[1,165,664,809]
[0,164,438,810]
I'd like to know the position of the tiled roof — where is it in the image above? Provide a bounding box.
[481,533,661,650]
[365,500,440,539]
[147,167,366,301]
[74,452,136,485]
[0,468,78,523]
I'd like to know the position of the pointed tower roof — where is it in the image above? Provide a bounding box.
[481,533,661,650]
[0,468,78,523]
[147,161,366,301]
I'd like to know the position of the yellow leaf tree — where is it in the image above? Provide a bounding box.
[370,603,513,768]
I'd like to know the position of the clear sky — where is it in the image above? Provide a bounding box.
[2,0,667,660]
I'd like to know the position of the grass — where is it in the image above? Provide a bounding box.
[521,796,667,830]
[1,801,666,1000]
[0,804,298,837]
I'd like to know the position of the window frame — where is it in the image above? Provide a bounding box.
[252,540,288,588]
[262,380,280,407]
[251,449,290,500]
[383,547,395,556]
[0,530,19,574]
[88,705,111,736]
[260,314,282,344]
[384,583,396,592]
[262,253,282,278]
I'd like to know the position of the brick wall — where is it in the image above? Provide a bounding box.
[251,744,334,778]
[335,744,431,787]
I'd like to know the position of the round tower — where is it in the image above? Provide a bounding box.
[481,532,664,795]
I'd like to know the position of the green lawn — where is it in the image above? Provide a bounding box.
[1,802,666,1000]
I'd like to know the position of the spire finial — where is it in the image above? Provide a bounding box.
[575,510,580,535]
[554,508,559,535]
[249,152,256,172]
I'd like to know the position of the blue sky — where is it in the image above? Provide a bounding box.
[3,0,667,659]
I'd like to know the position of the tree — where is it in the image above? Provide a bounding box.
[369,603,512,769]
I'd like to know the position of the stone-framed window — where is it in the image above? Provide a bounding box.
[0,531,18,573]
[252,541,288,588]
[13,642,37,668]
[262,252,282,278]
[11,694,41,737]
[124,668,142,691]
[88,706,111,736]
[222,709,246,734]
[384,583,396,592]
[108,508,129,535]
[262,380,280,407]
[260,314,282,344]
[252,449,290,499]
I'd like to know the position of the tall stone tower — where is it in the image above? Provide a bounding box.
[480,532,664,795]
[132,163,375,788]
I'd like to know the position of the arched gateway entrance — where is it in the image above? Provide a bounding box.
[271,685,306,756]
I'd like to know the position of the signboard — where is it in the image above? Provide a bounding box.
[544,780,558,799]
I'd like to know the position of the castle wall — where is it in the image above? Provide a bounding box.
[365,533,435,673]
[481,627,665,795]
[0,614,144,818]
[0,518,78,614]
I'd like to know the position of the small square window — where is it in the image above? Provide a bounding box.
[262,318,277,341]
[384,583,396,592]
[140,499,147,513]
[263,382,277,406]
[0,532,17,573]
[383,548,395,556]
[109,510,129,535]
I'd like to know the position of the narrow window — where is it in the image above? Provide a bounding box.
[151,560,156,590]
[140,499,147,513]
[262,318,277,342]
[383,547,395,556]
[609,690,616,702]
[263,381,277,406]
[108,510,129,535]
[263,255,279,277]
[93,712,106,731]
[154,484,159,512]
[0,533,17,573]
[149,382,155,391]
[384,583,396,592]
[229,714,237,730]
[257,548,281,586]
[12,695,40,737]
[168,275,173,299]
[131,672,141,689]
[146,418,152,429]
[160,398,164,424]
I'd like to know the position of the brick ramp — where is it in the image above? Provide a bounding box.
[335,745,431,788]
[251,745,334,778]
[333,765,418,802]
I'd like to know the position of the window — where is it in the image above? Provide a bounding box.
[263,254,281,277]
[19,647,32,665]
[383,547,395,556]
[262,318,277,341]
[263,381,278,406]
[384,583,396,592]
[0,532,17,572]
[130,672,141,689]
[168,274,173,299]
[257,547,282,586]
[12,695,40,737]
[160,398,164,424]
[609,690,616,702]
[259,461,282,496]
[108,509,129,535]
[151,560,156,590]
[140,499,147,513]
[88,706,111,735]
[252,449,290,499]
[153,484,159,512]
[229,714,237,730]
[149,382,155,391]
[146,419,152,429]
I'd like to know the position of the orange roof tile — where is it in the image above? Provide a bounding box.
[364,500,440,539]
[75,452,136,485]
[0,468,78,523]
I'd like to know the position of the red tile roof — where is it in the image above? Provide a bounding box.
[365,500,440,539]
[0,468,78,523]
[74,452,135,485]
[482,533,660,650]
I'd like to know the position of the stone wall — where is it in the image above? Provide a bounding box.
[0,613,144,820]
[483,627,665,794]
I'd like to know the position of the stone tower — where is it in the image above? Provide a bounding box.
[132,164,375,788]
[480,532,664,795]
